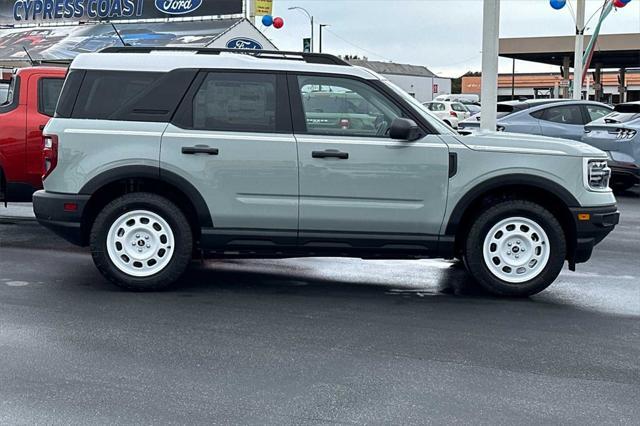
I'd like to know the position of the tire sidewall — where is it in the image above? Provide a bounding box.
[91,193,192,290]
[466,201,566,297]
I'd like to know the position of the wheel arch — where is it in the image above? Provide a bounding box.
[79,166,212,245]
[445,174,579,260]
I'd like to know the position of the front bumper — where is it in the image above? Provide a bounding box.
[33,191,90,246]
[569,204,619,266]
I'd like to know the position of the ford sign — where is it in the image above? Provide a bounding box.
[226,38,263,50]
[155,0,203,15]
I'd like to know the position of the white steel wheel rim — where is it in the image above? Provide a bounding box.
[482,216,551,284]
[106,210,175,278]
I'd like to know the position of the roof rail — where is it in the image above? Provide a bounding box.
[99,47,351,66]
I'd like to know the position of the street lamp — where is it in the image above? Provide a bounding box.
[288,6,314,53]
[319,24,329,53]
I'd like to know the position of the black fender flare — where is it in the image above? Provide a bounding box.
[80,165,213,228]
[445,174,579,236]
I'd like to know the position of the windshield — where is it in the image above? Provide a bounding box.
[382,80,455,134]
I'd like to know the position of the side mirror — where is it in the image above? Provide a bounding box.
[389,118,421,141]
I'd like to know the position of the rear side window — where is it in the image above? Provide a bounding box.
[72,71,160,119]
[539,105,583,125]
[191,73,278,132]
[38,78,64,117]
[427,102,445,112]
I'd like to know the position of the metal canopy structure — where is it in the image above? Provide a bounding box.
[500,33,640,68]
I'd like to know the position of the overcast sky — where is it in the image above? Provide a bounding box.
[259,0,640,77]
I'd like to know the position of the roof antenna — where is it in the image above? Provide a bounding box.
[22,47,36,66]
[111,23,129,47]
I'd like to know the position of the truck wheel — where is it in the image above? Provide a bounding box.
[464,200,566,297]
[90,193,193,291]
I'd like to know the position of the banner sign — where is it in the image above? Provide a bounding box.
[253,0,272,16]
[0,0,243,25]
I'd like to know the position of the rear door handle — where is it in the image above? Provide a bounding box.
[182,146,219,155]
[312,150,349,159]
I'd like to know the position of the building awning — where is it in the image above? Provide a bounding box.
[500,33,640,68]
[0,18,276,67]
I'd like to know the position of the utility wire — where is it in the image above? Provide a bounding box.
[323,28,394,62]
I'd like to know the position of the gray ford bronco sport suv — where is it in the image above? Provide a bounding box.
[33,48,619,297]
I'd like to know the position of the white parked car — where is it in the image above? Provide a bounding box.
[423,101,471,128]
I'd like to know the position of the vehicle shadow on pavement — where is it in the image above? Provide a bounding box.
[175,258,495,300]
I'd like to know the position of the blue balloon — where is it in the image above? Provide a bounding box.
[262,15,273,26]
[620,0,632,4]
[549,0,566,9]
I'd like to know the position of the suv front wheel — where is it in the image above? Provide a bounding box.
[90,193,193,291]
[463,200,566,297]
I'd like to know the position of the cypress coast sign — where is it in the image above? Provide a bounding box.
[1,0,242,24]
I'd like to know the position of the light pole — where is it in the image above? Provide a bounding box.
[319,24,329,53]
[288,6,314,53]
[573,0,586,99]
[480,0,500,132]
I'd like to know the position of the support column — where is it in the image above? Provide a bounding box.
[480,0,500,132]
[619,68,627,103]
[562,56,571,99]
[594,63,603,102]
[573,0,586,100]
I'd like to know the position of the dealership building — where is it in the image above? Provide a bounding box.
[464,33,640,103]
[349,59,452,103]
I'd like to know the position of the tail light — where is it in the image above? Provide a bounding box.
[42,134,58,180]
[449,111,458,117]
[339,118,351,129]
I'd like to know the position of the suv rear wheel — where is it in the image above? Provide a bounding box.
[463,200,566,297]
[90,193,193,291]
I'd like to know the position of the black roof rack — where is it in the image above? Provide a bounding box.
[99,47,351,66]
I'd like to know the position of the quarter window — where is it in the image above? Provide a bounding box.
[297,75,402,137]
[72,71,161,119]
[38,78,64,117]
[586,105,612,122]
[192,73,277,132]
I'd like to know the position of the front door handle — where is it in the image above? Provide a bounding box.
[182,145,219,155]
[312,149,349,159]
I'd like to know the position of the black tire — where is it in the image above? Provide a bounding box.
[90,192,193,291]
[463,200,566,297]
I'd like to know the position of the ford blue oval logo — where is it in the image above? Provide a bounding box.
[155,0,203,15]
[226,38,263,50]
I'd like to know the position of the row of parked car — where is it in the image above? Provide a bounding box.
[0,49,620,299]
[424,97,639,192]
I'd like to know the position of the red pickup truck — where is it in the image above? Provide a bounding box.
[0,66,66,202]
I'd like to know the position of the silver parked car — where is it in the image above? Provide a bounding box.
[33,48,618,297]
[583,102,640,191]
[458,99,612,141]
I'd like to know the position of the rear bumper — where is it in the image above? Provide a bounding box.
[33,190,90,246]
[570,204,619,265]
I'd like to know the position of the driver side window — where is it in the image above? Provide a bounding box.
[297,75,402,138]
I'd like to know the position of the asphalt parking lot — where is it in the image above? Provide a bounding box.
[1,190,639,425]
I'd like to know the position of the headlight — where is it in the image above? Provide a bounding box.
[583,158,611,191]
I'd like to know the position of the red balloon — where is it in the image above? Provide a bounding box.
[273,17,284,29]
[613,0,627,7]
